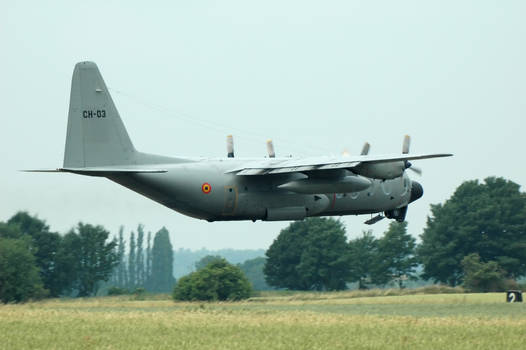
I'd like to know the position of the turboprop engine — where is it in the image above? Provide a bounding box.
[278,175,371,194]
[351,161,406,180]
[352,135,422,180]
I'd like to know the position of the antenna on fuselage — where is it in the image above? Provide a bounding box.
[266,139,275,158]
[227,135,234,158]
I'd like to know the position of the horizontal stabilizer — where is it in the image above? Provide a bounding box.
[23,167,167,175]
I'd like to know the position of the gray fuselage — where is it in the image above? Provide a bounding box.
[107,157,415,222]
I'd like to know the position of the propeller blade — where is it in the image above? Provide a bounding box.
[402,135,410,154]
[227,135,234,158]
[342,149,351,157]
[409,166,422,176]
[266,139,276,158]
[361,142,370,155]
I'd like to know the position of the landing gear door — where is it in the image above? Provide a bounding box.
[223,186,238,215]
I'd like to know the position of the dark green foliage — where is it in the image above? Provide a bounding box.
[264,218,350,291]
[0,237,47,303]
[373,222,417,288]
[107,286,130,295]
[146,231,152,281]
[173,258,252,301]
[0,222,23,239]
[136,225,145,286]
[418,177,526,286]
[461,254,509,292]
[7,212,48,237]
[56,231,82,295]
[116,227,128,288]
[128,231,136,289]
[147,227,176,293]
[65,223,119,296]
[348,230,378,289]
[195,255,223,271]
[238,257,273,291]
[6,212,64,297]
[173,248,265,279]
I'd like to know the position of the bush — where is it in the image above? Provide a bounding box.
[462,253,509,292]
[173,258,252,301]
[107,286,130,296]
[0,238,48,303]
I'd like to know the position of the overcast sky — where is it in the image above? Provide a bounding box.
[1,1,525,250]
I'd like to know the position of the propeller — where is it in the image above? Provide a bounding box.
[360,142,370,155]
[227,135,234,158]
[402,135,422,175]
[266,139,276,158]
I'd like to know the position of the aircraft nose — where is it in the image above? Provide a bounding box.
[409,181,423,203]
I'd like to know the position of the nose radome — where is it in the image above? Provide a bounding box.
[409,181,423,203]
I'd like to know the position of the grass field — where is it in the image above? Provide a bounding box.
[1,290,525,349]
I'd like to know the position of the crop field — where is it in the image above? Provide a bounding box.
[1,290,525,349]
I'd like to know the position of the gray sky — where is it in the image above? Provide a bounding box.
[2,1,525,249]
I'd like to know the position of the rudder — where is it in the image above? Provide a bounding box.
[63,62,136,168]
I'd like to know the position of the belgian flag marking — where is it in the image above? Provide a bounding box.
[202,183,212,194]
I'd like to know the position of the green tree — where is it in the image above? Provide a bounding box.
[372,222,417,288]
[461,253,508,292]
[238,257,273,290]
[418,177,526,286]
[128,231,136,289]
[56,231,82,295]
[116,226,127,288]
[7,212,64,297]
[348,230,378,289]
[146,231,152,281]
[264,218,350,291]
[195,255,223,271]
[147,227,176,293]
[0,237,47,303]
[65,223,119,296]
[136,224,145,286]
[173,258,252,301]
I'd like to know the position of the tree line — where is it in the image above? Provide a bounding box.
[108,226,175,294]
[2,176,525,303]
[264,177,526,292]
[0,214,176,303]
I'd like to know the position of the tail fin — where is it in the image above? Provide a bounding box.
[63,62,136,168]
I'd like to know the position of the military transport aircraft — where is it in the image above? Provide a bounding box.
[29,62,452,224]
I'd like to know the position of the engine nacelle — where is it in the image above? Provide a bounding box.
[352,161,405,180]
[278,175,371,194]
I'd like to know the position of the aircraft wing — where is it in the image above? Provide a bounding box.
[226,153,452,176]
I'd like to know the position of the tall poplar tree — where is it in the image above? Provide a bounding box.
[147,227,175,293]
[117,227,127,287]
[128,231,136,289]
[146,231,152,282]
[136,225,145,286]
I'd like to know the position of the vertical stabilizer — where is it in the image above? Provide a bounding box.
[64,62,136,168]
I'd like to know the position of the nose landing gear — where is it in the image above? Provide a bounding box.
[385,206,408,222]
